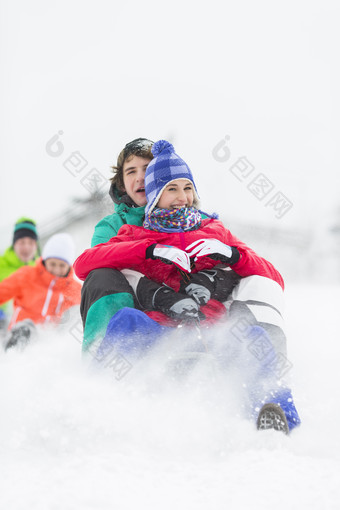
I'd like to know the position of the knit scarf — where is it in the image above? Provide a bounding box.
[143,207,202,233]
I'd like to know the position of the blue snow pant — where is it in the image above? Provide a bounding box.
[242,325,301,432]
[96,307,301,432]
[96,307,169,359]
[80,269,136,352]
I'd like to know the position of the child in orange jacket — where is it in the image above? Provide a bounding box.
[0,233,82,349]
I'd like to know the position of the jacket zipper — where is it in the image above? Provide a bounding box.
[41,279,56,317]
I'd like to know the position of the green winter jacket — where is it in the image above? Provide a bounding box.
[84,188,145,348]
[91,185,146,246]
[0,247,37,311]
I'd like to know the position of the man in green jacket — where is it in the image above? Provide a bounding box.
[80,139,153,350]
[0,217,39,331]
[81,138,218,351]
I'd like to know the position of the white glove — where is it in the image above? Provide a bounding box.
[148,244,191,272]
[186,238,237,264]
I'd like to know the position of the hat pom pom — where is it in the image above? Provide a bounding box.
[152,140,175,157]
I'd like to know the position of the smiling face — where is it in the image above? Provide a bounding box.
[44,258,70,277]
[122,155,151,207]
[156,179,194,210]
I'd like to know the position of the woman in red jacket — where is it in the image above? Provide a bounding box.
[75,140,283,325]
[1,233,81,350]
[75,140,301,434]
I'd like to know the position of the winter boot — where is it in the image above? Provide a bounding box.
[257,403,289,434]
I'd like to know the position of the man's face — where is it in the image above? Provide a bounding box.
[122,155,151,207]
[44,258,70,277]
[13,237,37,263]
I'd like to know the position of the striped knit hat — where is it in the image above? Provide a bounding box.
[144,140,199,216]
[13,217,38,245]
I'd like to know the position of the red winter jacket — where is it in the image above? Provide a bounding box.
[74,219,284,290]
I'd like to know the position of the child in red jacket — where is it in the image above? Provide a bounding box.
[1,233,81,350]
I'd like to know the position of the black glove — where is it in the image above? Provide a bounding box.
[180,269,242,305]
[181,271,214,305]
[5,319,36,351]
[153,286,202,322]
[136,277,203,323]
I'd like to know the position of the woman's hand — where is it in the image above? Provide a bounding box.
[146,244,192,272]
[186,239,240,265]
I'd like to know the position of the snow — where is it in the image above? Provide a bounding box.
[1,284,340,510]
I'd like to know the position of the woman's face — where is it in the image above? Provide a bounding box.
[122,155,151,207]
[157,179,194,210]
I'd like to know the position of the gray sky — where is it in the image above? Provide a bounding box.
[1,0,339,249]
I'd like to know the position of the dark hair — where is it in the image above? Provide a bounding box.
[110,138,154,191]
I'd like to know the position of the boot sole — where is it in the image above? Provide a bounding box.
[257,403,289,434]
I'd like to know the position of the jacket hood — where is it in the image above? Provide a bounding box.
[109,182,140,208]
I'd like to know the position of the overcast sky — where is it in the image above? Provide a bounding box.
[1,0,339,250]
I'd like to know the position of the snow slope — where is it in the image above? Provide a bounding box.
[0,284,339,510]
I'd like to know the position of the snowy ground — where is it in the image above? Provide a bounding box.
[1,284,339,510]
